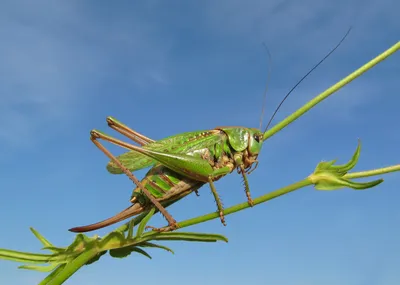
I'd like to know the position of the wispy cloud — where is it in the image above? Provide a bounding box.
[0,0,173,147]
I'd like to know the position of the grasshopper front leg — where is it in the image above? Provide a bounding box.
[234,153,255,207]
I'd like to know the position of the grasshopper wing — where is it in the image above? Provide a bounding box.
[107,129,223,174]
[107,150,156,174]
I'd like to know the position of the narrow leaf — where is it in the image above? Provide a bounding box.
[131,247,152,259]
[98,231,125,249]
[140,242,174,254]
[330,140,361,172]
[85,251,107,265]
[317,160,337,170]
[0,248,56,263]
[109,246,135,259]
[30,228,54,249]
[65,234,94,254]
[42,247,66,253]
[136,208,155,238]
[149,232,228,242]
[127,219,134,240]
[18,263,59,272]
[344,178,384,190]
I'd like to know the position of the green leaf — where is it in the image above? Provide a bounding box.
[314,172,384,191]
[18,263,59,272]
[136,208,156,238]
[42,247,66,253]
[30,228,54,249]
[130,247,152,259]
[140,242,174,254]
[65,234,94,254]
[98,231,126,249]
[85,251,107,265]
[315,160,336,171]
[109,245,152,259]
[148,232,229,242]
[343,178,384,190]
[127,219,134,240]
[109,246,135,258]
[330,140,361,173]
[0,248,56,263]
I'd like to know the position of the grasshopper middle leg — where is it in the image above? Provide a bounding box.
[208,177,226,226]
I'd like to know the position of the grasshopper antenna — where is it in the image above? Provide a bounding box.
[259,42,273,130]
[263,27,352,133]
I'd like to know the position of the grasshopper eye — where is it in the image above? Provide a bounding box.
[253,134,261,143]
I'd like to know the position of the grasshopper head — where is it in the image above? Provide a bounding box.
[248,128,264,156]
[219,127,264,156]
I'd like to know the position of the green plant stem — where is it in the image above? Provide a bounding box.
[263,41,400,141]
[344,164,400,179]
[176,163,399,229]
[38,265,66,285]
[47,249,98,285]
[178,179,313,228]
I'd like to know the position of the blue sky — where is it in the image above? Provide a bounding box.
[0,0,399,284]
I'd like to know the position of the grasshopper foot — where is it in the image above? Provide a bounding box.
[146,222,179,232]
[219,211,227,226]
[247,195,254,207]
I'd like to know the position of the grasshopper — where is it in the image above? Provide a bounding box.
[70,117,262,232]
[69,33,350,233]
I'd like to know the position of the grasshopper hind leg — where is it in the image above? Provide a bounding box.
[145,222,179,232]
[90,131,179,231]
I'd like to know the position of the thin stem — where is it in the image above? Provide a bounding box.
[38,265,66,285]
[177,179,313,229]
[175,162,400,229]
[263,41,400,141]
[47,249,99,285]
[344,164,400,179]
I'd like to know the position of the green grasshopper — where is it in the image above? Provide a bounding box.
[69,117,262,232]
[69,33,350,233]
